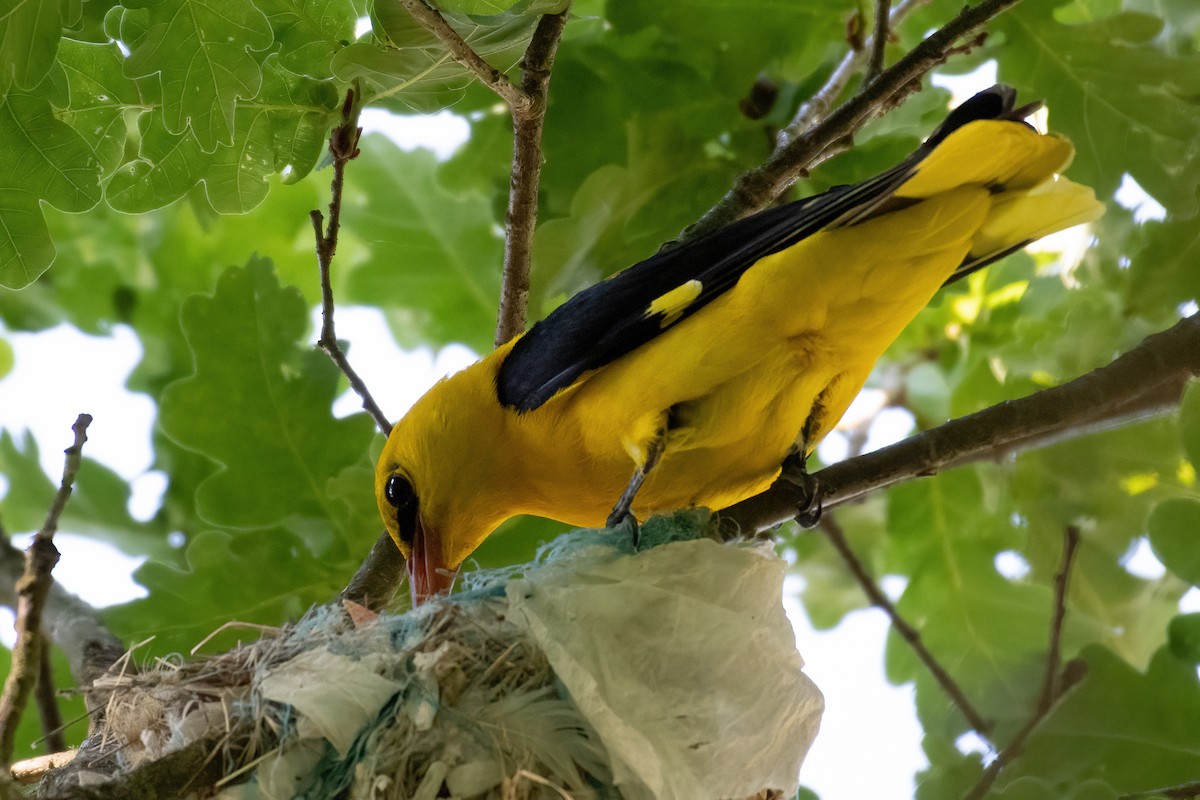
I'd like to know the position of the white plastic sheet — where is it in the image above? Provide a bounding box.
[259,649,401,757]
[506,537,824,800]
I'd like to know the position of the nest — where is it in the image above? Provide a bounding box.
[72,515,823,800]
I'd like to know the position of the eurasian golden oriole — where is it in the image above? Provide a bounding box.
[376,86,1104,604]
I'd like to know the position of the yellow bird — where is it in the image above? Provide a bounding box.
[376,86,1104,604]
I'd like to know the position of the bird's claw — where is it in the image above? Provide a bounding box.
[606,508,641,548]
[795,490,823,528]
[781,456,823,529]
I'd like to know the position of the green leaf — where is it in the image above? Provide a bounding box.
[882,472,1055,730]
[66,0,118,43]
[122,0,273,151]
[1168,613,1200,663]
[1010,418,1188,667]
[107,56,336,213]
[436,0,523,13]
[243,55,339,185]
[0,430,55,531]
[325,461,385,546]
[1008,645,1200,791]
[1148,497,1200,586]
[994,778,1120,800]
[55,39,144,179]
[65,456,166,554]
[158,257,375,532]
[0,430,164,553]
[606,0,846,91]
[31,203,150,334]
[204,103,275,213]
[333,2,546,112]
[0,0,66,93]
[1127,217,1200,319]
[997,2,1200,215]
[258,0,358,79]
[905,361,951,428]
[103,3,150,51]
[0,91,101,287]
[0,336,11,379]
[342,136,503,350]
[1181,379,1200,470]
[106,111,208,212]
[104,526,343,656]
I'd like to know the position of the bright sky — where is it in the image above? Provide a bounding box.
[0,61,1180,798]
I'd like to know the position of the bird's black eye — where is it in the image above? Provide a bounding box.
[384,474,419,547]
[385,474,415,508]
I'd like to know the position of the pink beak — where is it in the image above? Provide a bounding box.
[407,517,455,606]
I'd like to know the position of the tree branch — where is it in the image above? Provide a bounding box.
[960,526,1084,800]
[717,313,1200,535]
[864,0,893,85]
[33,638,66,753]
[0,415,90,765]
[687,0,1019,238]
[312,89,393,436]
[0,537,124,701]
[341,529,407,612]
[37,737,228,800]
[395,0,528,112]
[391,3,570,346]
[495,9,569,347]
[1121,782,1200,800]
[819,514,992,734]
[779,0,926,151]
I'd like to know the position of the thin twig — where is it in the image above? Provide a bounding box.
[0,414,90,765]
[960,526,1084,800]
[395,0,528,112]
[819,514,992,735]
[495,9,569,347]
[864,0,893,85]
[716,313,1200,535]
[780,0,926,147]
[687,0,1019,238]
[1037,526,1080,715]
[311,89,392,436]
[33,639,66,753]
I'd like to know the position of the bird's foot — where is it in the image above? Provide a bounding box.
[608,459,652,548]
[606,507,641,548]
[781,456,823,529]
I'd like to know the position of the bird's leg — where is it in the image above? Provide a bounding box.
[606,431,666,543]
[781,452,823,528]
[783,412,824,527]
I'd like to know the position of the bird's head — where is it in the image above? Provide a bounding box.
[374,357,516,606]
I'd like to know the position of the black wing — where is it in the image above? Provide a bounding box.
[497,86,1026,412]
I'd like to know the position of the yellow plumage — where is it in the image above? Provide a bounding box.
[376,92,1104,603]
